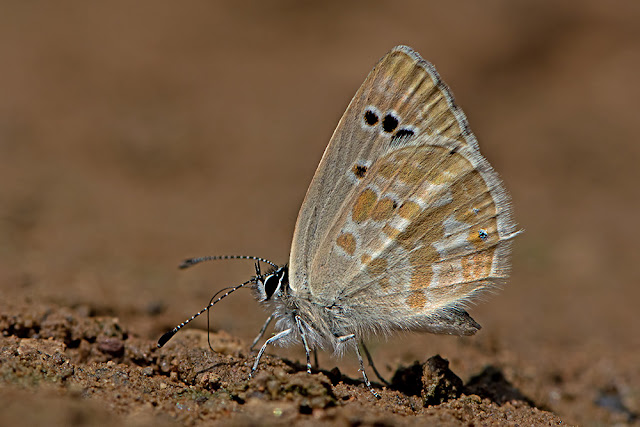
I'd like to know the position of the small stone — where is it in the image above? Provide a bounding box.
[97,336,124,357]
[422,355,464,407]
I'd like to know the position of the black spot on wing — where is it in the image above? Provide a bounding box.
[353,164,368,179]
[391,128,415,144]
[364,109,378,126]
[382,114,399,133]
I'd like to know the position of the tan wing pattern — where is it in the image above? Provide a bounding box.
[308,135,516,334]
[290,46,483,294]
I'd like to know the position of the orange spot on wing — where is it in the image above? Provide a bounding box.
[382,224,401,239]
[461,248,495,281]
[398,201,421,219]
[406,290,427,310]
[352,188,378,222]
[336,232,357,256]
[409,246,438,290]
[371,197,396,221]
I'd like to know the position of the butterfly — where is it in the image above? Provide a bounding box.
[158,45,519,398]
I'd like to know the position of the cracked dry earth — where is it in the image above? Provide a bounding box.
[1,301,566,426]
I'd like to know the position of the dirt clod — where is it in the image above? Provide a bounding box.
[422,355,464,406]
[98,336,125,357]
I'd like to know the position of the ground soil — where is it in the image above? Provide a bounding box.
[1,2,639,426]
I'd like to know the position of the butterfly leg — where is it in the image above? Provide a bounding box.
[337,334,380,398]
[295,315,312,374]
[250,327,292,378]
[360,341,391,387]
[250,313,275,351]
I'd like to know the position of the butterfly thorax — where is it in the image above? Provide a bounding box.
[254,265,361,353]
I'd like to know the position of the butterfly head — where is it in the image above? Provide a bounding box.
[254,264,289,303]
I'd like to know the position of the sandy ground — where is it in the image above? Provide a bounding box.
[1,2,639,425]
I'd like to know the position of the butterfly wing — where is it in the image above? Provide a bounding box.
[289,46,517,336]
[289,46,478,289]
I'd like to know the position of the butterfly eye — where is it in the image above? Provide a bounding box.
[263,274,279,300]
[382,114,399,133]
[364,109,379,126]
[262,267,287,300]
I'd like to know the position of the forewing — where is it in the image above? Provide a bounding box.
[289,46,480,293]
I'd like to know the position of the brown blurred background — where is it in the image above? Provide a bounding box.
[1,1,639,423]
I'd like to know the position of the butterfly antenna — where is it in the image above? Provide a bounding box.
[179,255,278,269]
[157,277,257,348]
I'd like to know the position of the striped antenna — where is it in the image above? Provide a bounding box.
[179,255,278,269]
[157,277,257,348]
